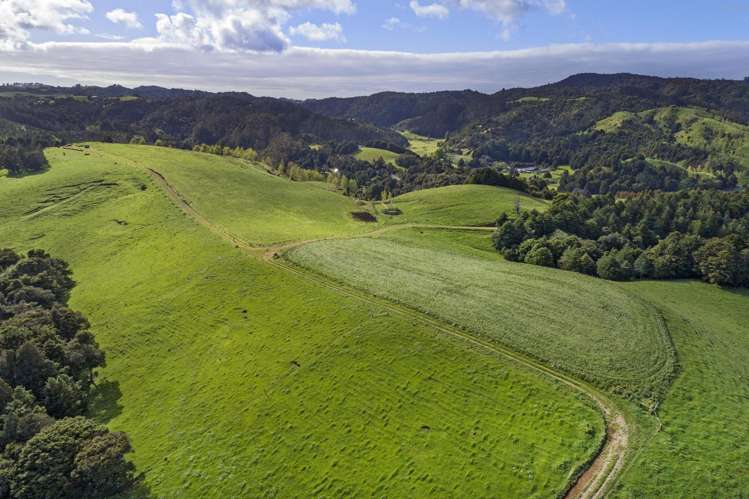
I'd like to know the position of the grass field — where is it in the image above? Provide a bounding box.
[0,145,605,497]
[379,184,549,226]
[401,131,443,157]
[354,146,400,166]
[287,229,676,402]
[92,143,377,245]
[614,281,749,497]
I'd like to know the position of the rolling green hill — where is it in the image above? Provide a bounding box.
[286,228,675,402]
[0,144,604,497]
[379,184,549,226]
[94,143,378,245]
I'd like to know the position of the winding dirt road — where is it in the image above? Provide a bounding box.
[146,167,630,498]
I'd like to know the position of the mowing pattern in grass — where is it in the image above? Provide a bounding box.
[93,143,376,245]
[287,232,676,402]
[614,281,749,497]
[0,146,604,497]
[381,184,548,226]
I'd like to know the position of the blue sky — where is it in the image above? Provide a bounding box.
[31,0,749,51]
[1,1,748,97]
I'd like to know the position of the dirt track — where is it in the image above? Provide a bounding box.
[146,167,630,498]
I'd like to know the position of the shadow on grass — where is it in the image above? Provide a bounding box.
[725,286,749,299]
[88,379,124,423]
[88,380,155,498]
[114,480,153,499]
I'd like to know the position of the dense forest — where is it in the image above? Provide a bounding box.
[492,190,749,287]
[0,249,136,498]
[0,86,403,176]
[305,74,749,136]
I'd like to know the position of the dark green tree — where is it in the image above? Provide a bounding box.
[7,417,134,499]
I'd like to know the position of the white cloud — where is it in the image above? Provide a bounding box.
[154,12,213,49]
[403,0,565,38]
[1,40,747,99]
[456,0,566,39]
[148,0,356,52]
[290,22,345,42]
[0,0,93,49]
[382,17,426,33]
[410,1,449,19]
[96,33,125,41]
[382,17,400,31]
[106,9,143,30]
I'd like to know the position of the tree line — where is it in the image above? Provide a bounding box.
[493,190,749,287]
[0,249,136,498]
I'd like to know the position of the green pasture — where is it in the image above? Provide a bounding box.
[0,145,604,497]
[93,143,376,245]
[401,131,443,157]
[354,146,400,166]
[380,184,549,226]
[287,229,676,402]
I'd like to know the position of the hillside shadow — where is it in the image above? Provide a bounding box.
[88,379,124,423]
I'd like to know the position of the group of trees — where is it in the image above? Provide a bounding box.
[252,129,551,201]
[458,110,741,196]
[192,143,258,161]
[558,156,737,195]
[465,168,552,198]
[0,91,404,155]
[0,122,55,176]
[493,190,749,287]
[0,249,136,498]
[0,146,47,177]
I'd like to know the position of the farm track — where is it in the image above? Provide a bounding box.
[146,167,630,499]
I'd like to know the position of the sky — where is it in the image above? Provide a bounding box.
[0,0,747,97]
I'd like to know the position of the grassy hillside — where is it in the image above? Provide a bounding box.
[286,229,675,402]
[614,281,749,497]
[94,143,376,245]
[402,131,443,157]
[380,184,549,226]
[595,106,749,168]
[354,146,400,166]
[0,145,604,497]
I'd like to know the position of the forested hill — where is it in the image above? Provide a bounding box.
[303,73,749,137]
[302,90,499,137]
[0,84,405,175]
